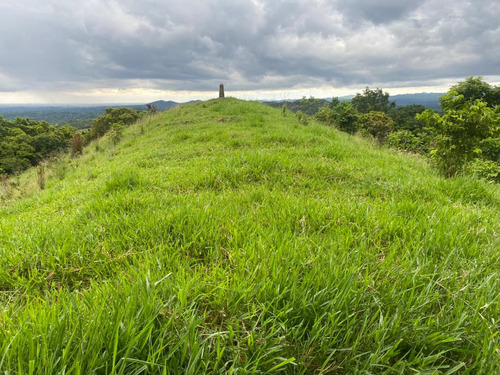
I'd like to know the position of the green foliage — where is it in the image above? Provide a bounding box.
[0,117,75,175]
[295,110,309,125]
[314,106,331,123]
[104,170,144,193]
[37,162,46,190]
[332,101,360,134]
[464,159,500,182]
[418,97,499,177]
[86,107,138,143]
[387,130,429,153]
[441,76,500,109]
[315,101,360,134]
[359,111,394,142]
[352,87,395,114]
[298,96,328,115]
[478,137,500,161]
[70,132,83,157]
[110,122,125,146]
[264,97,330,116]
[388,104,426,132]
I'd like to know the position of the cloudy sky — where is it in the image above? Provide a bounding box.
[0,0,499,104]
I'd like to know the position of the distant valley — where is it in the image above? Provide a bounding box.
[0,100,183,129]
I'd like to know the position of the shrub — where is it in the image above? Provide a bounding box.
[464,159,500,182]
[478,137,500,162]
[418,97,499,177]
[70,132,83,157]
[37,162,46,190]
[296,111,309,125]
[332,102,360,134]
[358,111,394,143]
[387,130,420,152]
[110,122,125,146]
[88,108,138,142]
[315,107,332,124]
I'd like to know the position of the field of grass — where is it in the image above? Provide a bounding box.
[0,98,499,374]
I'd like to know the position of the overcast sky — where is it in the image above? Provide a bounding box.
[0,0,499,104]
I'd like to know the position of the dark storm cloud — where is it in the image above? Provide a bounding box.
[338,0,426,25]
[0,0,498,99]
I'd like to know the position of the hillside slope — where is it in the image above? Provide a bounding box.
[1,98,499,373]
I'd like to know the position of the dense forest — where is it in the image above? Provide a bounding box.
[0,116,76,175]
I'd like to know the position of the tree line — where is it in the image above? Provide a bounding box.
[0,107,141,176]
[313,77,500,182]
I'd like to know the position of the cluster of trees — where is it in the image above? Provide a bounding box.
[0,116,76,175]
[315,77,500,181]
[267,97,331,116]
[418,78,500,179]
[316,87,428,143]
[0,107,141,176]
[82,107,139,145]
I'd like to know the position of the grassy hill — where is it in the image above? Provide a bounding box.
[0,98,499,374]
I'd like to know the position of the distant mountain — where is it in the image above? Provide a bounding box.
[147,100,179,111]
[390,93,443,110]
[147,100,202,111]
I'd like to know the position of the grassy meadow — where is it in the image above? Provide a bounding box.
[0,98,499,374]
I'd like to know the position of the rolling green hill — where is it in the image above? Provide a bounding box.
[0,98,499,373]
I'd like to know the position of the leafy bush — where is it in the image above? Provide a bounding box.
[478,137,500,162]
[295,110,309,125]
[314,107,332,124]
[332,102,359,134]
[388,104,427,132]
[70,132,83,157]
[110,122,125,145]
[315,102,360,134]
[85,108,138,143]
[358,111,394,143]
[464,159,500,182]
[418,97,499,177]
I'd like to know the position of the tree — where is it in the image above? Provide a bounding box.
[418,96,499,177]
[358,111,394,143]
[0,117,75,175]
[298,96,328,115]
[315,101,360,134]
[352,87,395,114]
[388,104,427,132]
[90,108,138,139]
[331,102,360,134]
[441,76,500,110]
[0,128,37,174]
[109,122,125,145]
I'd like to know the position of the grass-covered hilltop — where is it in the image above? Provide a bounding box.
[1,98,499,374]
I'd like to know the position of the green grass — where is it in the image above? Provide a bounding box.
[0,98,499,374]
